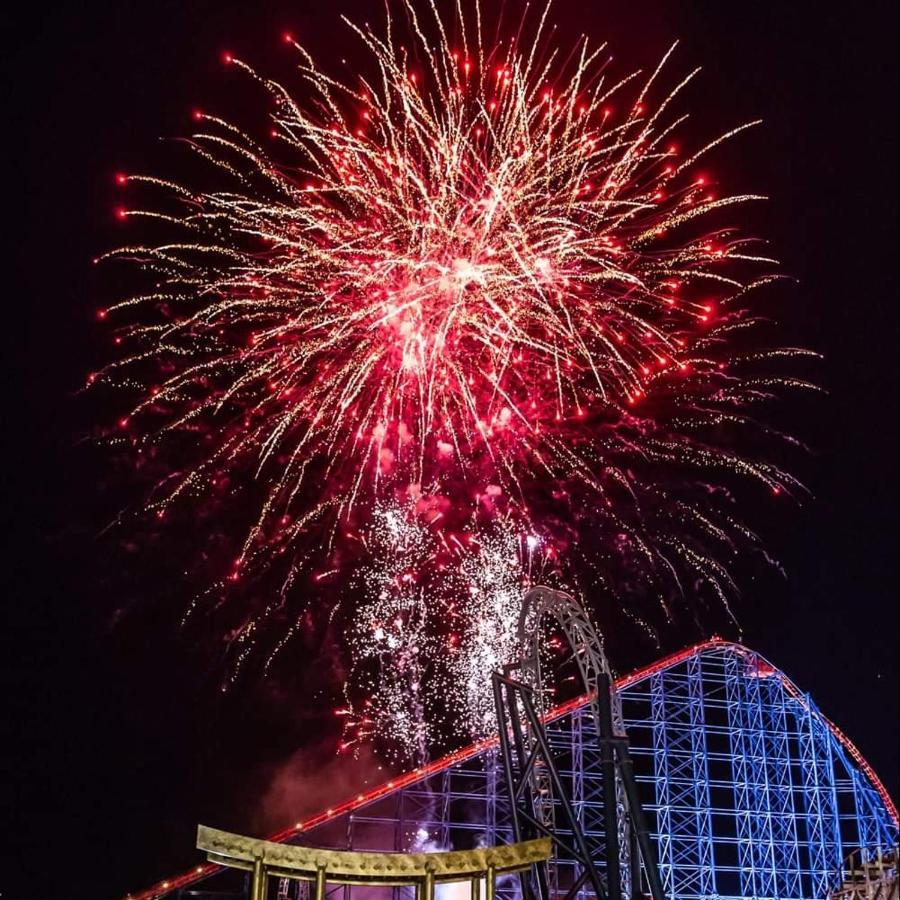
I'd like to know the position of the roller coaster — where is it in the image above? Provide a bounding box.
[127,593,897,900]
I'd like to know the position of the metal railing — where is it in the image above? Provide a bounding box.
[197,825,552,900]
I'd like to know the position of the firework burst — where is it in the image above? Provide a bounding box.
[95,0,815,750]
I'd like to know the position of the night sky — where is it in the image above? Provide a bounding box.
[2,2,897,899]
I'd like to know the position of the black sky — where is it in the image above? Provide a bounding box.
[1,2,897,899]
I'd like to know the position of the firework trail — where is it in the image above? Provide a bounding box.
[342,501,437,763]
[339,500,543,761]
[95,0,815,754]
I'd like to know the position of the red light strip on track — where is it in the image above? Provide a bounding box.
[125,637,897,899]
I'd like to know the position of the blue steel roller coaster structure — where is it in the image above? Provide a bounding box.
[129,637,898,900]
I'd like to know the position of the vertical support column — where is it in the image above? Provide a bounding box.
[628,822,641,900]
[748,660,778,899]
[571,708,587,900]
[725,650,754,897]
[650,655,716,899]
[345,813,354,900]
[726,649,778,899]
[314,864,326,900]
[395,789,407,900]
[251,856,267,900]
[485,749,498,849]
[760,676,801,898]
[597,673,623,900]
[577,708,606,894]
[650,673,673,899]
[852,770,886,859]
[798,691,842,898]
[437,769,451,850]
[613,734,665,900]
[686,653,716,900]
[600,670,665,900]
[486,865,496,900]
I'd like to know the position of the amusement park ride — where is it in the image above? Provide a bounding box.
[126,588,899,900]
[492,586,665,900]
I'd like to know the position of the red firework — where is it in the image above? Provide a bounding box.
[94,0,815,705]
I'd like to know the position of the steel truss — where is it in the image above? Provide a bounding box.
[616,643,898,899]
[499,587,664,900]
[492,670,607,900]
[514,587,630,891]
[650,652,715,899]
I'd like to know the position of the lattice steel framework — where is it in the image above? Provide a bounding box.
[649,652,716,898]
[131,640,898,900]
[508,587,663,900]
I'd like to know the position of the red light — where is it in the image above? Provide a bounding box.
[97,309,108,321]
[115,206,127,220]
[192,108,203,121]
[282,31,294,43]
[115,172,127,186]
[222,51,234,65]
